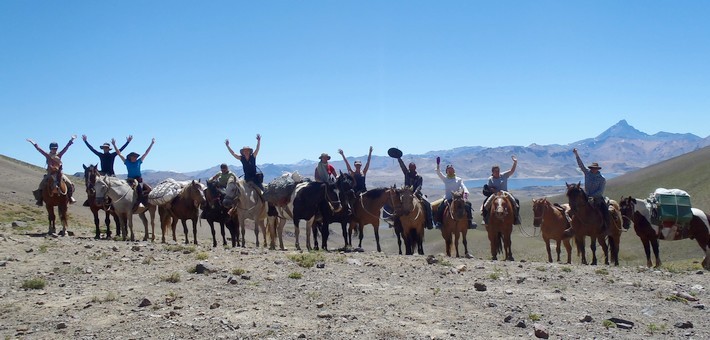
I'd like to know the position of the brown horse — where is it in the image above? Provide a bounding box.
[564,182,622,266]
[159,180,206,244]
[620,196,710,269]
[440,190,470,258]
[202,180,238,247]
[487,191,515,261]
[348,187,393,252]
[41,169,70,236]
[389,186,425,255]
[532,197,573,263]
[83,164,119,239]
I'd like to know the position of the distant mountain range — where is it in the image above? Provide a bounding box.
[101,120,710,196]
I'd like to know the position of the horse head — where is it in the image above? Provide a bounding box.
[449,190,467,220]
[618,196,638,229]
[532,197,547,228]
[323,182,342,213]
[492,191,513,220]
[391,185,415,215]
[565,182,586,212]
[93,175,110,205]
[335,172,356,211]
[83,164,99,193]
[181,180,206,208]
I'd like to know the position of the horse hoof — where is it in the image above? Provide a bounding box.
[465,253,474,259]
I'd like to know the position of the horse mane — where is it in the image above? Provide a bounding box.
[362,187,388,199]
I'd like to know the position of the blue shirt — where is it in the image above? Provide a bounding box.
[125,159,143,179]
[576,156,606,198]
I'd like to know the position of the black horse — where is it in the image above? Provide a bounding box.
[314,172,356,251]
[202,180,238,247]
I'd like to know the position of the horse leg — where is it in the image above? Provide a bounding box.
[192,218,198,245]
[93,209,101,239]
[260,220,268,248]
[396,229,403,255]
[563,238,573,264]
[374,225,381,253]
[453,231,460,258]
[444,232,452,257]
[240,218,247,248]
[462,230,470,258]
[46,205,55,235]
[308,220,316,251]
[590,237,598,266]
[357,224,364,249]
[138,213,149,241]
[417,229,424,255]
[293,221,301,251]
[598,235,609,265]
[277,218,286,250]
[208,221,217,247]
[487,230,498,261]
[504,231,514,261]
[58,203,68,236]
[544,237,553,263]
[127,214,135,242]
[576,236,587,265]
[651,238,662,268]
[340,222,348,250]
[178,219,188,244]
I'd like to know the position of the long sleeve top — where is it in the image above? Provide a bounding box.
[436,169,469,200]
[576,155,606,198]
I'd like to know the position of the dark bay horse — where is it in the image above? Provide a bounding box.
[349,187,392,252]
[202,180,237,247]
[159,180,205,244]
[441,190,470,258]
[316,173,355,251]
[487,191,515,261]
[564,182,622,266]
[389,186,425,255]
[620,196,710,270]
[41,168,70,236]
[83,164,119,239]
[532,197,573,263]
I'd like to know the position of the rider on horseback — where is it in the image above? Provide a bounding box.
[226,134,264,192]
[435,162,475,229]
[27,136,77,206]
[209,163,237,190]
[114,137,155,212]
[482,156,521,225]
[338,147,373,194]
[313,152,337,184]
[82,135,132,176]
[573,148,612,232]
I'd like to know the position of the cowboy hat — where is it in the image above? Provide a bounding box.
[319,153,331,160]
[127,152,140,158]
[587,162,602,169]
[101,143,112,150]
[354,160,362,165]
[240,146,253,153]
[387,147,403,158]
[49,142,59,149]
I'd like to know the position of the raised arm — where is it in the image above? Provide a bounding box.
[118,135,132,152]
[573,148,588,174]
[27,138,49,158]
[338,149,354,174]
[503,155,518,177]
[82,135,101,156]
[253,134,261,158]
[58,135,76,157]
[112,138,126,162]
[397,157,408,176]
[140,138,155,161]
[436,164,446,181]
[225,139,241,160]
[362,146,373,174]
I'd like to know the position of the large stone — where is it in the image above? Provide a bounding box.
[533,323,549,339]
[474,282,487,292]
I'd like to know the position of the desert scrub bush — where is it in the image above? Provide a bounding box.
[535,266,547,272]
[647,323,666,333]
[602,319,617,329]
[288,272,303,279]
[595,268,609,275]
[287,252,324,268]
[91,291,118,303]
[232,268,246,276]
[21,277,46,290]
[162,272,181,283]
[665,295,688,304]
[195,252,209,260]
[560,266,572,273]
[529,313,541,321]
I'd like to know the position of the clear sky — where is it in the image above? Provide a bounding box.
[2,1,709,174]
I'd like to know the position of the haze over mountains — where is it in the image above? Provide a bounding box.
[100,120,709,194]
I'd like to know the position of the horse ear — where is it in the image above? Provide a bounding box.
[83,164,87,170]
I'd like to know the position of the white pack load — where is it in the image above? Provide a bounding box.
[147,178,192,206]
[649,188,692,225]
[263,171,305,206]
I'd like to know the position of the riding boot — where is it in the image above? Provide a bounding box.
[514,205,521,225]
[83,199,90,207]
[466,202,477,229]
[33,189,43,206]
[68,184,76,204]
[422,200,433,230]
[481,207,488,225]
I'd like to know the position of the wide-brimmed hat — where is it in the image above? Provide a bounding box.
[354,160,362,165]
[101,143,112,150]
[49,142,59,149]
[240,146,253,153]
[319,153,331,160]
[127,152,140,158]
[587,162,602,169]
[387,147,403,158]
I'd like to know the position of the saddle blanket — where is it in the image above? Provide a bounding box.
[263,171,304,206]
[147,178,191,206]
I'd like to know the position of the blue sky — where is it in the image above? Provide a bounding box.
[2,1,709,174]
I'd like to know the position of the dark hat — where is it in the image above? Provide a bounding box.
[127,152,140,158]
[587,162,602,169]
[319,153,331,160]
[49,142,59,149]
[387,147,403,158]
[101,143,112,150]
[354,160,362,165]
[240,146,253,153]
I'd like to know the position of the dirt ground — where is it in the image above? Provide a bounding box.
[0,156,708,339]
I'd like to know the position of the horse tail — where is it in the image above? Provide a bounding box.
[496,232,504,255]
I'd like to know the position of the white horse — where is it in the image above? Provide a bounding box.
[225,179,268,248]
[94,175,157,241]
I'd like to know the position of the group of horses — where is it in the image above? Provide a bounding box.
[37,166,708,270]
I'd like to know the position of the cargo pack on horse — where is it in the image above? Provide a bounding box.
[83,164,119,239]
[486,191,515,261]
[315,172,355,251]
[440,190,471,258]
[225,178,268,248]
[202,180,238,247]
[564,182,622,266]
[158,180,205,245]
[348,187,393,252]
[389,186,425,255]
[532,197,573,264]
[93,175,156,241]
[620,195,710,270]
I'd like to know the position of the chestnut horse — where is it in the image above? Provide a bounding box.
[83,164,119,239]
[565,182,622,266]
[619,196,710,270]
[389,186,425,255]
[159,180,206,244]
[532,197,573,263]
[348,187,393,252]
[41,169,70,236]
[441,190,470,258]
[487,191,515,261]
